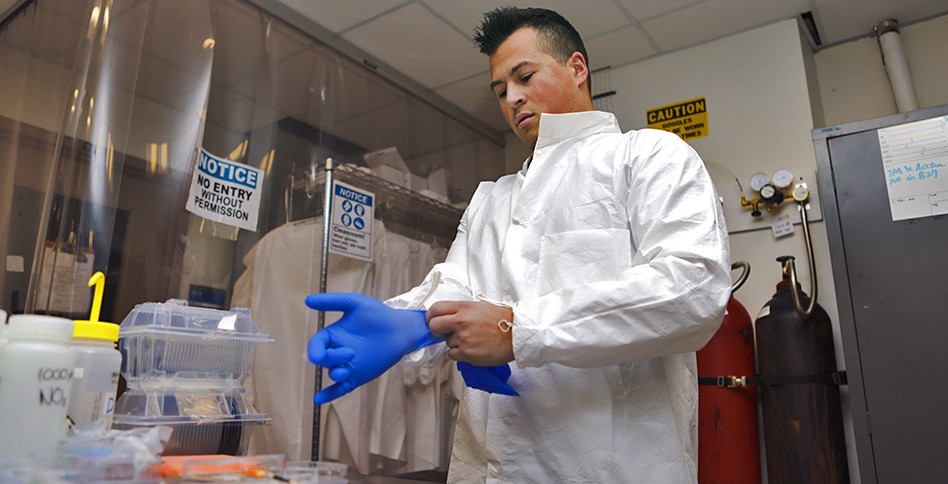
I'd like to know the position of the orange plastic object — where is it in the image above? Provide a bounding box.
[155,455,261,478]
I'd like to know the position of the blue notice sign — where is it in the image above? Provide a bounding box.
[329,180,374,262]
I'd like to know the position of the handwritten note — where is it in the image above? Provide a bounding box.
[878,115,948,221]
[771,215,794,238]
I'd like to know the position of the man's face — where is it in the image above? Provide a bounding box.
[489,28,588,146]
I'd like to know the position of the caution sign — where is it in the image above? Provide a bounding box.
[186,148,263,232]
[647,97,708,141]
[329,180,374,262]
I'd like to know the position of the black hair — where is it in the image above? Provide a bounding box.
[473,7,591,93]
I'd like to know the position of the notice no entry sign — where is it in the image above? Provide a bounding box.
[185,148,263,232]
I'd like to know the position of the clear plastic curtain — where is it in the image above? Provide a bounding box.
[0,0,217,319]
[0,0,505,476]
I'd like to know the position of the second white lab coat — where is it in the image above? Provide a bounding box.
[389,111,730,483]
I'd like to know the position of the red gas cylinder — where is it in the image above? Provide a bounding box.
[697,261,760,483]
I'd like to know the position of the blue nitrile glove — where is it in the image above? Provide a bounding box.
[457,362,519,396]
[305,292,443,404]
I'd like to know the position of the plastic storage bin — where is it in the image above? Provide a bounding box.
[112,388,268,456]
[115,299,272,455]
[118,299,272,389]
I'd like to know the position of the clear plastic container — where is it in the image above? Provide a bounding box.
[118,299,272,389]
[0,456,83,483]
[279,461,349,483]
[112,387,268,456]
[0,315,77,459]
[177,454,287,480]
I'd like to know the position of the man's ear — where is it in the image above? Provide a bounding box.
[567,51,589,89]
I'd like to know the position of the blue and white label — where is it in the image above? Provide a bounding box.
[330,180,374,262]
[185,148,263,232]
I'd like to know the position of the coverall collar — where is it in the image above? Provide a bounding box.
[534,111,621,151]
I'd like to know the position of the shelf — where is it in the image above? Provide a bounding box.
[288,162,463,245]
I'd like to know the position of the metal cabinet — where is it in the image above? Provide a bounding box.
[812,105,948,483]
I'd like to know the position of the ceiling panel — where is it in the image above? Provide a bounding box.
[642,0,809,51]
[264,0,947,134]
[423,0,630,40]
[9,1,84,65]
[404,101,446,161]
[102,0,150,85]
[149,2,215,70]
[434,73,507,132]
[9,0,947,139]
[328,61,405,124]
[205,91,285,134]
[277,0,406,34]
[133,52,207,112]
[615,0,704,22]
[0,0,19,17]
[215,12,311,95]
[93,34,144,94]
[326,98,410,154]
[812,0,948,44]
[585,24,657,71]
[208,0,275,88]
[342,3,483,89]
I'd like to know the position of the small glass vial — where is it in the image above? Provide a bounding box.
[0,315,76,459]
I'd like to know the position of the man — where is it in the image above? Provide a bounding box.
[306,7,730,482]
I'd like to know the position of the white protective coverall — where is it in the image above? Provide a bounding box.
[388,111,730,482]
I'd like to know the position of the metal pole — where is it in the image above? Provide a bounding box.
[312,157,334,461]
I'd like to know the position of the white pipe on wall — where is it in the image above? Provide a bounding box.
[875,19,919,113]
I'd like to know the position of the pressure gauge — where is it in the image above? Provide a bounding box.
[759,184,785,205]
[792,183,810,202]
[749,172,770,192]
[772,169,795,188]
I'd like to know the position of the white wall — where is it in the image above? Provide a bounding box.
[816,14,948,127]
[606,20,838,339]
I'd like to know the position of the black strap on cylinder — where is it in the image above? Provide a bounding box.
[698,371,847,388]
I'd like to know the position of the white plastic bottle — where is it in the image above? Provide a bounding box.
[68,321,122,431]
[0,314,77,459]
[67,271,123,431]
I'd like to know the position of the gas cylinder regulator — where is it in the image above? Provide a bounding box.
[740,169,817,317]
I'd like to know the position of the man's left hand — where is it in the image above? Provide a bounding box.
[427,300,515,366]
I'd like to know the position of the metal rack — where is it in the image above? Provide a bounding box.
[287,159,463,461]
[286,161,463,247]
